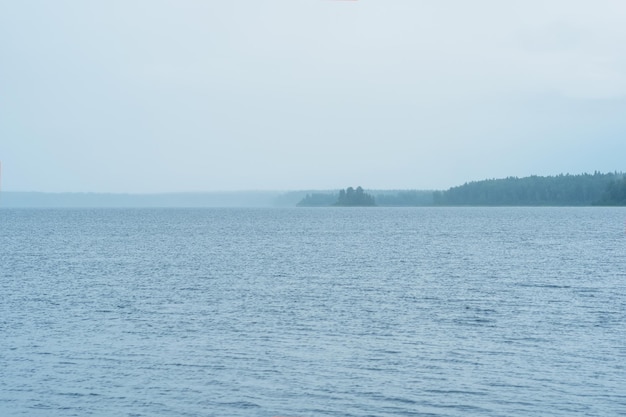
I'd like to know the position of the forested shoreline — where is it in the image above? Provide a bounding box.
[296,172,626,207]
[2,173,625,208]
[433,172,626,206]
[297,186,376,207]
[296,188,434,207]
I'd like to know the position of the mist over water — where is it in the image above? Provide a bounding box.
[1,208,625,416]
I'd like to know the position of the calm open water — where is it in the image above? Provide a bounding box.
[1,207,625,417]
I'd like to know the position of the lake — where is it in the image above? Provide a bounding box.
[1,207,625,416]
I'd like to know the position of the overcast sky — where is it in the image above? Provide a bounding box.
[1,0,625,192]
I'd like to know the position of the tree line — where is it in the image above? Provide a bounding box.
[295,172,626,207]
[297,186,376,207]
[296,188,437,207]
[433,172,625,206]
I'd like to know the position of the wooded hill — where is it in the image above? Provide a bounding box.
[433,172,625,206]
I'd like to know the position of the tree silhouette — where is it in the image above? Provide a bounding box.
[335,186,376,206]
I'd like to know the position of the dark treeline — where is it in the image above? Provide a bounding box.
[297,187,376,207]
[374,190,434,206]
[7,172,625,208]
[433,172,625,206]
[336,187,376,206]
[297,188,434,207]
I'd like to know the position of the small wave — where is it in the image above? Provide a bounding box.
[517,283,572,289]
[219,401,261,409]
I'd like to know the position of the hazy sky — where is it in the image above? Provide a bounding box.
[1,0,625,192]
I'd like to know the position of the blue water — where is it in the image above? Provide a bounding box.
[1,207,625,416]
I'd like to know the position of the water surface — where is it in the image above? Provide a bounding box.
[1,208,625,416]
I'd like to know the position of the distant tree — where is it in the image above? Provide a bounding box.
[346,187,355,201]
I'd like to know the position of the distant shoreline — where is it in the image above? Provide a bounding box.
[0,191,288,208]
[0,190,438,208]
[2,172,625,207]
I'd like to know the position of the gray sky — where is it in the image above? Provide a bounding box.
[1,0,625,192]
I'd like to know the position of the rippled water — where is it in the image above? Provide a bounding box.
[1,207,625,416]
